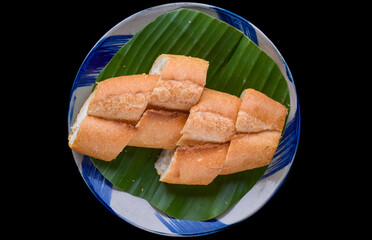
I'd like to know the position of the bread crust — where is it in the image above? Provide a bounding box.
[153,54,209,86]
[177,112,235,146]
[68,56,287,182]
[177,88,241,146]
[88,74,159,123]
[220,131,281,175]
[236,89,288,133]
[190,88,241,120]
[160,143,229,185]
[128,109,188,149]
[148,79,203,111]
[69,115,137,161]
[148,54,209,111]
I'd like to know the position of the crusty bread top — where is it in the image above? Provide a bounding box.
[190,88,241,121]
[176,88,241,146]
[236,89,288,133]
[87,74,159,123]
[92,74,159,97]
[221,131,281,175]
[69,115,137,162]
[148,79,203,111]
[128,109,188,149]
[151,54,209,86]
[159,143,229,185]
[148,54,208,111]
[177,112,235,146]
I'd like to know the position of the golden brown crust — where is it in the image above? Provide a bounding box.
[190,88,241,120]
[69,115,137,161]
[68,56,287,182]
[88,74,159,123]
[160,143,229,185]
[128,109,188,149]
[236,89,288,133]
[177,112,235,146]
[177,88,241,146]
[154,54,209,86]
[148,54,209,111]
[148,79,203,111]
[94,74,159,95]
[220,131,281,175]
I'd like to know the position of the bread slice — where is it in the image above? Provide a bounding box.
[148,79,204,111]
[68,92,136,161]
[220,131,281,175]
[176,112,235,146]
[148,54,209,111]
[128,109,188,149]
[190,88,242,120]
[235,89,288,133]
[155,143,229,185]
[87,74,159,124]
[150,54,209,86]
[177,88,241,146]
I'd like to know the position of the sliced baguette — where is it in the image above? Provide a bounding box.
[128,109,188,149]
[177,88,241,146]
[68,92,136,161]
[148,54,209,111]
[220,131,281,175]
[155,143,229,185]
[87,74,159,124]
[235,89,288,133]
[149,54,209,85]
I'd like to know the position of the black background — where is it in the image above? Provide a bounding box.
[18,0,360,238]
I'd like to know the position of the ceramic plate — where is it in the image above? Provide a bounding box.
[67,2,300,236]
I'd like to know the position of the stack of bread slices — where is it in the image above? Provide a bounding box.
[68,54,288,185]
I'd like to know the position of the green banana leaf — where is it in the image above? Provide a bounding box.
[91,8,290,221]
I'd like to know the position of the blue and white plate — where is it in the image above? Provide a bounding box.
[68,2,300,237]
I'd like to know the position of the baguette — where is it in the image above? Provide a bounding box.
[220,131,281,175]
[87,74,159,124]
[235,89,288,133]
[177,89,241,146]
[148,54,209,111]
[68,54,289,184]
[155,143,229,185]
[128,109,188,149]
[68,92,136,161]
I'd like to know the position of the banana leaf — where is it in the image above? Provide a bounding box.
[90,8,289,221]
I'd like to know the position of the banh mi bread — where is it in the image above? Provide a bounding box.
[148,54,209,111]
[155,143,229,185]
[235,89,288,133]
[69,116,136,161]
[177,88,241,146]
[87,74,159,124]
[128,109,189,149]
[68,53,288,184]
[220,131,281,175]
[68,92,137,161]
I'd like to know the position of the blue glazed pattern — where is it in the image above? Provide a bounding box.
[154,212,227,236]
[262,104,300,179]
[81,156,113,207]
[70,35,133,96]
